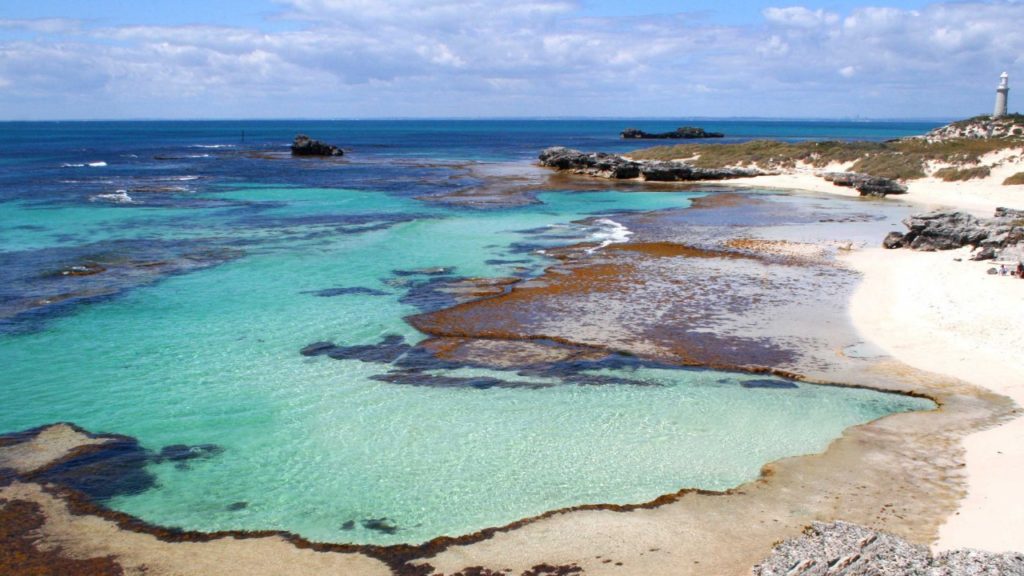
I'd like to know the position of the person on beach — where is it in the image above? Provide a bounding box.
[1017,262,1024,278]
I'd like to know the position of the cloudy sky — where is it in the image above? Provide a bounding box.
[0,0,1021,119]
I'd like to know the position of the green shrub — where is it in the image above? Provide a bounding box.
[1003,172,1024,185]
[934,166,992,181]
[850,154,926,180]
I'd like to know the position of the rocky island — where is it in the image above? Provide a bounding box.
[290,134,344,156]
[620,126,724,139]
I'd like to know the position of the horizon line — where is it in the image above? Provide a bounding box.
[0,115,960,123]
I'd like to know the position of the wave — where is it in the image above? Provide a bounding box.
[62,161,108,168]
[189,144,234,149]
[90,190,134,204]
[587,218,633,252]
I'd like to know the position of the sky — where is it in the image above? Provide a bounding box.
[0,0,1021,119]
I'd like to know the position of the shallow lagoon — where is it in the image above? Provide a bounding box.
[0,121,936,545]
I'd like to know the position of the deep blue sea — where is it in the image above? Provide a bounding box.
[0,119,938,544]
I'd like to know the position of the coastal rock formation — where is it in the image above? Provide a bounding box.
[753,521,1024,575]
[290,134,343,156]
[620,126,724,139]
[538,147,641,179]
[883,208,1024,257]
[538,147,761,182]
[823,172,908,197]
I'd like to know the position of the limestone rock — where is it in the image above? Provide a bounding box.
[753,521,1024,576]
[291,134,343,157]
[823,172,908,197]
[538,147,761,182]
[882,231,906,249]
[883,207,1023,255]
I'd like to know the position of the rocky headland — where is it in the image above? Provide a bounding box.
[620,126,724,139]
[538,146,762,182]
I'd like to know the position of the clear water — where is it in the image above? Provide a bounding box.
[0,120,936,544]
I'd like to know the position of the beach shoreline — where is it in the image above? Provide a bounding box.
[738,166,1024,553]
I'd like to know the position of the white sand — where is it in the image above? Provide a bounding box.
[714,154,1024,553]
[823,166,1024,554]
[845,247,1024,552]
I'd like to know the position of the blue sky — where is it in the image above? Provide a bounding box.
[0,0,1020,119]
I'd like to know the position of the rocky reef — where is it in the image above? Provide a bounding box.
[823,172,908,197]
[754,521,1024,575]
[538,147,762,182]
[290,134,343,157]
[883,207,1024,259]
[620,126,724,139]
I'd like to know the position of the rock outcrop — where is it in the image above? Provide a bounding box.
[538,147,761,182]
[823,172,908,197]
[620,127,724,139]
[883,208,1024,258]
[754,521,1024,576]
[291,134,343,157]
[917,114,1024,142]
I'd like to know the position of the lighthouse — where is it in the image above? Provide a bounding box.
[993,72,1009,118]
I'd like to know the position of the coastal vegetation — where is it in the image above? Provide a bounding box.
[1004,172,1024,185]
[630,136,1022,180]
[934,166,991,181]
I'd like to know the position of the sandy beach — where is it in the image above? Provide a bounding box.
[736,164,1024,552]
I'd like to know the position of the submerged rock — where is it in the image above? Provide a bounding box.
[290,134,343,157]
[58,262,106,276]
[823,172,908,197]
[302,287,390,298]
[9,427,156,501]
[156,443,224,468]
[754,520,1024,575]
[621,126,725,139]
[361,517,399,535]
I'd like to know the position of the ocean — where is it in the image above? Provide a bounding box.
[0,119,937,544]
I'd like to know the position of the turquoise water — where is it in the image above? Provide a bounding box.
[0,121,936,545]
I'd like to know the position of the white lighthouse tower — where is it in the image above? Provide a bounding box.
[993,72,1009,118]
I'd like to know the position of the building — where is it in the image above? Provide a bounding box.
[994,72,1009,118]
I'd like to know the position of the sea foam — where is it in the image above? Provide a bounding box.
[588,218,633,252]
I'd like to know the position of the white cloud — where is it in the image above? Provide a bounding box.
[763,7,839,28]
[0,18,81,34]
[1,1,1022,118]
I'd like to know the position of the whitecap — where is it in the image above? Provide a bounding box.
[91,190,134,204]
[587,218,633,253]
[88,161,108,167]
[189,144,234,149]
